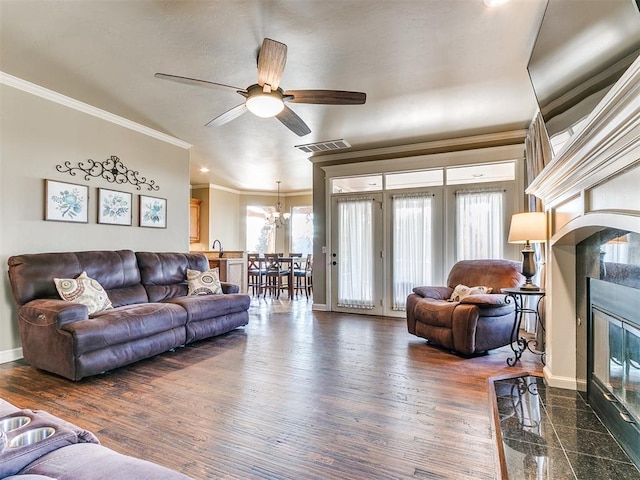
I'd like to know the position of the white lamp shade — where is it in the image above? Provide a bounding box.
[508,212,547,244]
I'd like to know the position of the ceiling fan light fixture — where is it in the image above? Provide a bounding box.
[246,91,285,118]
[483,0,509,6]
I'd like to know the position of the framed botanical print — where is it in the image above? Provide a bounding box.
[98,188,132,226]
[139,195,167,228]
[45,179,89,223]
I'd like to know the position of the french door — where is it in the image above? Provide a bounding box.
[330,194,384,315]
[387,192,442,316]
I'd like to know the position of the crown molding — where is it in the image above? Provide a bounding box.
[308,130,527,164]
[191,183,312,196]
[0,71,192,150]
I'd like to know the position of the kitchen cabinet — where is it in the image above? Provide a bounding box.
[189,198,201,243]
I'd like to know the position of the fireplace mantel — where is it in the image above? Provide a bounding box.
[526,56,640,390]
[528,56,640,214]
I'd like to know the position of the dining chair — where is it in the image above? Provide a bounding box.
[247,253,265,296]
[294,253,313,298]
[289,252,303,270]
[264,253,290,298]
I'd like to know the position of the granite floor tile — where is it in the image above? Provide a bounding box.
[494,375,639,479]
[503,444,575,480]
[565,451,640,480]
[501,414,563,451]
[540,390,592,412]
[543,404,609,434]
[554,425,632,463]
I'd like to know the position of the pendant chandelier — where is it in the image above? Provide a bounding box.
[265,180,290,228]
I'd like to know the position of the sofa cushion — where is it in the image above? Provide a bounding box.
[187,268,222,295]
[166,294,250,323]
[447,259,523,293]
[413,297,459,328]
[8,250,147,308]
[136,252,210,302]
[18,443,192,480]
[413,286,452,300]
[61,303,187,355]
[54,272,113,314]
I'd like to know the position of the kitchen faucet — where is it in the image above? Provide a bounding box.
[212,239,224,257]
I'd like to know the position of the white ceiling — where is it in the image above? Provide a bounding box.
[0,0,547,193]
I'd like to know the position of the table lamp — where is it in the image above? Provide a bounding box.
[508,212,547,291]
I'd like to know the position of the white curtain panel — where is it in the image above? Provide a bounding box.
[337,197,374,309]
[392,194,433,310]
[455,190,504,261]
[525,113,552,332]
[525,112,552,212]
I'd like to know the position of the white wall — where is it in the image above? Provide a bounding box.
[0,82,191,360]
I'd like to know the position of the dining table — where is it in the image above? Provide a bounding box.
[253,256,301,299]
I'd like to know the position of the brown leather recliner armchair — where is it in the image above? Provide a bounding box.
[406,259,524,355]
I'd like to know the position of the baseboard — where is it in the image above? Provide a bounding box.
[0,347,23,364]
[543,365,580,390]
[312,303,328,311]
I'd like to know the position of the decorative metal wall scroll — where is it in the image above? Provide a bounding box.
[56,156,159,191]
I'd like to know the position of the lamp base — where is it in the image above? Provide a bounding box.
[519,242,539,291]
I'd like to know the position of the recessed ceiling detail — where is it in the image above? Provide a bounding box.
[294,139,352,154]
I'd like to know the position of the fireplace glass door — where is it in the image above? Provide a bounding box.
[589,277,640,467]
[593,308,640,423]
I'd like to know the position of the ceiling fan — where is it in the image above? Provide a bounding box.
[155,38,366,137]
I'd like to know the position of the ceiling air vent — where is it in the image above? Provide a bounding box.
[294,139,351,154]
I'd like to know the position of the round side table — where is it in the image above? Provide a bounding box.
[501,287,546,366]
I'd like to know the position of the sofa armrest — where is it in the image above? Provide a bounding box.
[220,282,240,294]
[459,293,509,308]
[20,299,88,327]
[412,286,453,300]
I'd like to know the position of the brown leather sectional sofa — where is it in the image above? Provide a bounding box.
[0,397,191,479]
[7,250,250,381]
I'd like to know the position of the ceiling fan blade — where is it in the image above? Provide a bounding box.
[276,106,311,137]
[284,89,367,105]
[205,103,248,127]
[257,38,287,90]
[155,73,244,93]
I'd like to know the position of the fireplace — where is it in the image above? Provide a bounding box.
[523,28,640,475]
[587,254,640,467]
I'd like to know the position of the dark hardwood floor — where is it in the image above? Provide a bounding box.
[0,298,542,479]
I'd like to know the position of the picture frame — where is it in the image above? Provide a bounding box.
[139,195,167,228]
[44,179,89,223]
[98,188,132,226]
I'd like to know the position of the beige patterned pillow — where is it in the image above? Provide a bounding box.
[449,284,493,302]
[187,268,222,295]
[54,271,113,314]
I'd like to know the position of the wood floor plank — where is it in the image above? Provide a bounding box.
[0,299,542,479]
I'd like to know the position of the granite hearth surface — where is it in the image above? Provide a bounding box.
[490,374,640,479]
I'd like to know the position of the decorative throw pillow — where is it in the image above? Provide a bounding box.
[54,271,113,314]
[448,284,493,302]
[187,268,222,295]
